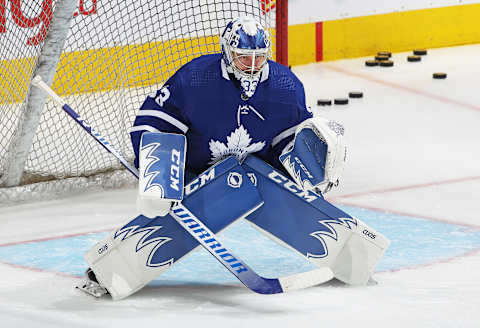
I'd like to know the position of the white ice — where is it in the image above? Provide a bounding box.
[1,44,480,328]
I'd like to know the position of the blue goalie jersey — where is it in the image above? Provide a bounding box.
[130,54,312,174]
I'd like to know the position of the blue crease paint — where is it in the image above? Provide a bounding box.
[0,205,479,286]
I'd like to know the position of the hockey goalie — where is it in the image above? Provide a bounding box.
[78,16,389,300]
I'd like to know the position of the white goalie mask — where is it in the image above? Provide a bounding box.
[220,16,271,99]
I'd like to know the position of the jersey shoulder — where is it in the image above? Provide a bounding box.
[186,53,222,68]
[174,54,224,87]
[266,60,304,92]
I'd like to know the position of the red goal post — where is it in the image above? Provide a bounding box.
[0,0,288,202]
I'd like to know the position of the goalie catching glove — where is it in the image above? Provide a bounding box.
[137,132,186,218]
[279,117,347,194]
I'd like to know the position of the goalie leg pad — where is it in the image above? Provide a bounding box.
[331,219,390,285]
[84,157,263,300]
[242,156,389,285]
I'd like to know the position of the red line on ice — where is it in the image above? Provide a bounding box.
[331,199,480,230]
[0,227,114,247]
[331,175,480,200]
[0,260,81,278]
[377,247,480,274]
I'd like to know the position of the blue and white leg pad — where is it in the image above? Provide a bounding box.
[84,157,263,300]
[84,155,388,300]
[243,156,390,285]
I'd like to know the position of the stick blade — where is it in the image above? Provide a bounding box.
[279,267,334,292]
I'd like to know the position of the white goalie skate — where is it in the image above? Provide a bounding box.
[76,268,108,298]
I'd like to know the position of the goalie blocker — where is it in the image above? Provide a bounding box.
[137,132,186,217]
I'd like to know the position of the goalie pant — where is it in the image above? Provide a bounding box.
[84,156,389,300]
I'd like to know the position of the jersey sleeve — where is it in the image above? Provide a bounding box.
[269,80,313,170]
[130,71,190,168]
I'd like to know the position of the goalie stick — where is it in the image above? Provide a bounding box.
[31,75,334,294]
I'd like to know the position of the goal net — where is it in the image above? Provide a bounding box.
[0,0,283,203]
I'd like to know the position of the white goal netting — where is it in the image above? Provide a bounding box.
[0,0,279,203]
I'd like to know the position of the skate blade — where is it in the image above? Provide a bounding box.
[76,280,108,298]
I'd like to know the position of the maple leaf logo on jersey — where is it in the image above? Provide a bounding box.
[208,125,265,164]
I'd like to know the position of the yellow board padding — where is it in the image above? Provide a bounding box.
[288,23,316,66]
[53,35,220,95]
[322,3,480,61]
[1,30,282,105]
[1,35,221,104]
[0,57,36,104]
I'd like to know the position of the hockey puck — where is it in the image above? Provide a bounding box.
[375,55,389,61]
[317,99,332,106]
[407,55,421,62]
[365,60,379,67]
[377,51,391,58]
[348,91,363,99]
[413,49,427,56]
[379,60,394,67]
[433,72,447,79]
[334,98,349,105]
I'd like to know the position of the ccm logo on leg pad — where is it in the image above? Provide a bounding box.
[362,229,376,240]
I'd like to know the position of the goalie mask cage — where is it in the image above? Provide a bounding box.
[0,0,287,203]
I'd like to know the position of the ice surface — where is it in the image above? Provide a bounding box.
[1,44,480,327]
